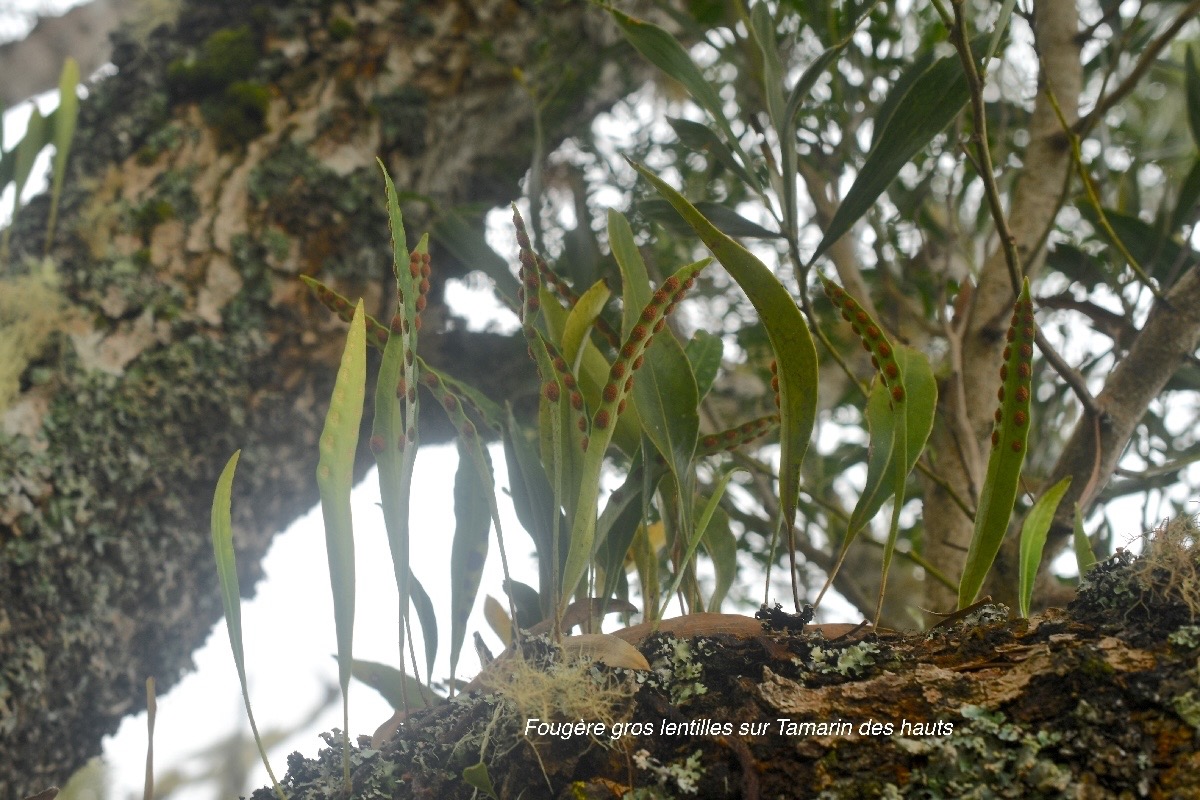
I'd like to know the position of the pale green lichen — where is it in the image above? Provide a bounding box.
[631,749,703,796]
[807,641,881,678]
[888,705,1074,798]
[643,637,711,706]
[1172,660,1200,732]
[1169,625,1200,649]
[0,259,80,413]
[1174,689,1200,732]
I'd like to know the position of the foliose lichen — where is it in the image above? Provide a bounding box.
[642,636,713,706]
[894,705,1074,798]
[807,640,882,679]
[631,748,704,796]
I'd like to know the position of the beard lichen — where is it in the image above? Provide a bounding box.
[1130,512,1200,620]
[475,635,639,735]
[1074,511,1200,627]
[0,259,81,414]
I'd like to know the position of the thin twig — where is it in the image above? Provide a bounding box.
[1115,449,1200,480]
[1074,0,1200,137]
[949,0,1023,294]
[1043,84,1166,301]
[914,457,975,520]
[1032,327,1102,417]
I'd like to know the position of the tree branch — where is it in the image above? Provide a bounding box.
[0,0,135,107]
[993,264,1200,605]
[1073,0,1200,137]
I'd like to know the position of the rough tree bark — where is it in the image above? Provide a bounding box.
[251,547,1200,799]
[0,1,663,794]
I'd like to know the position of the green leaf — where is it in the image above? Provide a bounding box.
[1018,477,1072,618]
[667,117,760,191]
[597,453,666,603]
[747,1,795,228]
[432,208,520,305]
[373,166,418,651]
[959,279,1035,608]
[317,299,366,786]
[501,410,560,607]
[749,3,786,141]
[869,47,935,153]
[351,659,442,711]
[1170,158,1200,233]
[539,287,641,457]
[1186,46,1200,151]
[210,452,287,800]
[640,199,783,239]
[608,8,744,164]
[44,58,80,252]
[782,39,846,135]
[684,330,723,399]
[503,580,544,631]
[844,379,898,547]
[527,318,588,529]
[211,452,246,679]
[844,345,936,537]
[462,763,499,800]
[561,279,613,374]
[609,209,652,335]
[1045,243,1105,292]
[557,256,709,615]
[873,346,937,617]
[659,468,742,617]
[1072,505,1097,577]
[1078,204,1196,286]
[411,364,510,678]
[814,38,984,261]
[9,106,48,220]
[632,162,818,590]
[409,573,438,683]
[631,517,660,617]
[449,440,492,685]
[984,0,1018,62]
[817,331,936,614]
[701,505,736,612]
[631,323,699,504]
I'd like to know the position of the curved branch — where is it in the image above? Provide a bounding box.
[991,265,1200,604]
[0,0,135,107]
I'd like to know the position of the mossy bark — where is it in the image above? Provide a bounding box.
[255,553,1200,799]
[0,1,661,794]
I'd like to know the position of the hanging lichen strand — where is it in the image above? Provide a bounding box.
[820,275,904,402]
[958,277,1036,608]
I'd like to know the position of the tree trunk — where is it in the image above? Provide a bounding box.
[249,548,1200,799]
[0,1,660,794]
[921,0,1081,617]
